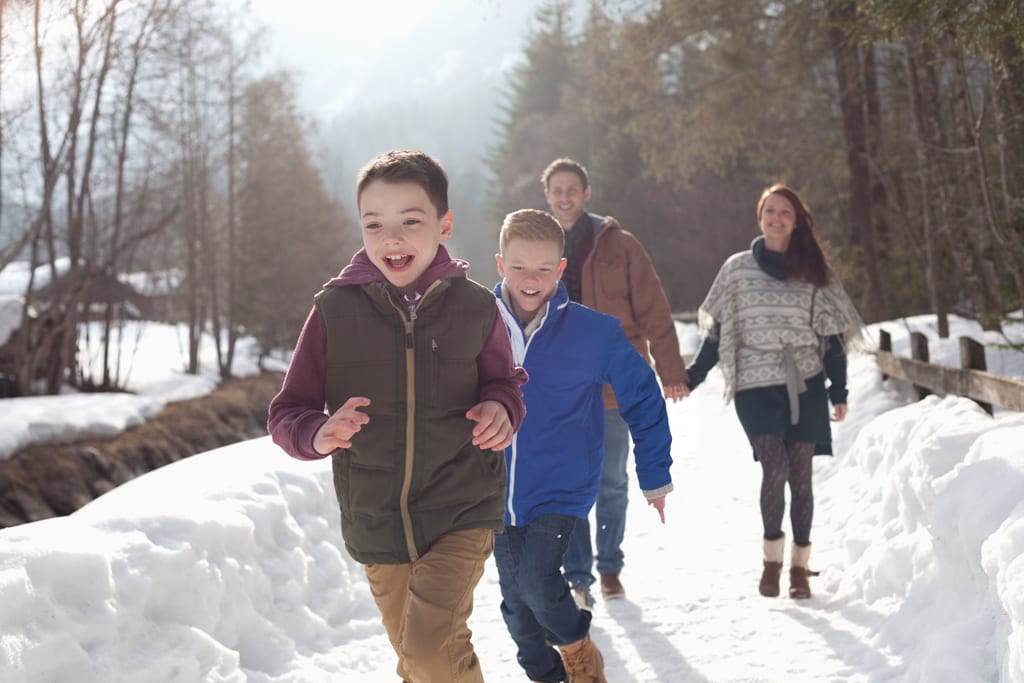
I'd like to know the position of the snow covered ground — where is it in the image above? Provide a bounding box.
[0,318,285,461]
[0,313,1022,682]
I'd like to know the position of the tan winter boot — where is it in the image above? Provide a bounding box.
[558,634,607,683]
[789,542,812,599]
[759,536,785,597]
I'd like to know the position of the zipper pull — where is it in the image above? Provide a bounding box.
[432,339,438,352]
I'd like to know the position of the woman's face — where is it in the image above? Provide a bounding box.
[759,192,796,252]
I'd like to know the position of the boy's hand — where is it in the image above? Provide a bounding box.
[466,400,513,451]
[314,397,371,454]
[663,382,690,402]
[647,495,667,524]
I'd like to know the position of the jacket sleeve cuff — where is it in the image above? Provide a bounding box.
[827,385,848,406]
[643,482,674,499]
[296,413,332,460]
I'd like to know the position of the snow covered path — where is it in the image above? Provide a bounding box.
[327,353,911,682]
[461,357,902,683]
[2,350,1021,682]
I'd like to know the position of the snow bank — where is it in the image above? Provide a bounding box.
[826,393,1024,683]
[0,439,385,683]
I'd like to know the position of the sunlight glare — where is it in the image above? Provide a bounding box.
[249,0,438,46]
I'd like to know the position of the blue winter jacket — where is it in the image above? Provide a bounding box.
[495,281,673,527]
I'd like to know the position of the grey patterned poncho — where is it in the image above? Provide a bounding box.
[697,250,866,413]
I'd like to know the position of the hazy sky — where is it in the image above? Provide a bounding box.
[244,0,586,282]
[247,0,553,121]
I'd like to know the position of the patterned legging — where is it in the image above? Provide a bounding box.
[752,434,815,546]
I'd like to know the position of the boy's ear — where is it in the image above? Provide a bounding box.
[495,253,505,278]
[440,211,453,240]
[556,257,567,280]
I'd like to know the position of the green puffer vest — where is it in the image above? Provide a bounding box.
[315,277,507,565]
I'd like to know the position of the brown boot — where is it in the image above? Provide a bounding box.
[759,536,785,597]
[789,542,812,599]
[599,573,625,600]
[558,634,606,683]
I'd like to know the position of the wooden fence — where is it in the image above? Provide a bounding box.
[876,329,1024,414]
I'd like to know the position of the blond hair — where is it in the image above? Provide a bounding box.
[499,209,565,255]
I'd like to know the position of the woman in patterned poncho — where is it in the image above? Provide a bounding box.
[685,183,865,600]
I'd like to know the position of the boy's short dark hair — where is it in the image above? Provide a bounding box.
[357,150,449,216]
[540,157,589,191]
[500,209,565,256]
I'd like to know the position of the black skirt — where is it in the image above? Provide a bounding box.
[733,372,834,458]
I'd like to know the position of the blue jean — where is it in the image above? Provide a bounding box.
[563,409,630,588]
[493,514,592,682]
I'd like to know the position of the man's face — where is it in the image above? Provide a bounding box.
[359,180,451,293]
[544,171,591,228]
[496,238,567,323]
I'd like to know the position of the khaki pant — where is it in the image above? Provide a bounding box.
[365,528,494,682]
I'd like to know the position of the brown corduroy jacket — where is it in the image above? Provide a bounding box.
[580,215,688,409]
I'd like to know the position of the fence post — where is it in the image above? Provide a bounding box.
[910,331,931,400]
[878,329,891,380]
[959,337,993,415]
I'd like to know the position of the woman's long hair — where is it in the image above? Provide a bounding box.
[756,184,829,287]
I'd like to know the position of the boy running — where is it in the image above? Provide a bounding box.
[491,209,673,683]
[268,150,527,682]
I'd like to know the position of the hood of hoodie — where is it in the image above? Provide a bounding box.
[324,245,469,293]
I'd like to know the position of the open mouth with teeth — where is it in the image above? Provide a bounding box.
[384,254,413,270]
[518,288,541,302]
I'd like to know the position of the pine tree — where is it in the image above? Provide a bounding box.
[487,0,579,217]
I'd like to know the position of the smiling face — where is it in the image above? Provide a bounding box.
[496,237,567,323]
[544,170,591,229]
[359,180,452,294]
[759,192,797,252]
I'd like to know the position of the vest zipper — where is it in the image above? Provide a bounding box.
[385,282,444,563]
[400,315,418,561]
[383,289,420,562]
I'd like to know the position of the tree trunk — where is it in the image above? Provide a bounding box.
[904,32,949,338]
[989,35,1024,315]
[26,0,75,393]
[827,1,886,322]
[862,43,894,318]
[949,47,1003,326]
[223,16,239,380]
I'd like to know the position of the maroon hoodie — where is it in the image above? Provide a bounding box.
[267,245,527,461]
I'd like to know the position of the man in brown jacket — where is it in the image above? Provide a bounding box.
[543,157,689,608]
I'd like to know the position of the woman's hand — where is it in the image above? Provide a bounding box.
[832,404,848,422]
[663,382,690,402]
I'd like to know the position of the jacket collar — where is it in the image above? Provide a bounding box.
[494,281,569,333]
[324,245,469,294]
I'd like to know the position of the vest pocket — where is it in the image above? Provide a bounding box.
[429,344,479,409]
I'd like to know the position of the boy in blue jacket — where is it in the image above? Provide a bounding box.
[492,209,674,683]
